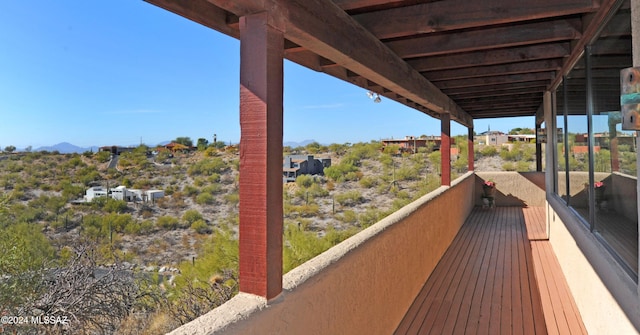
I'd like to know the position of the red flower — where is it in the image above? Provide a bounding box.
[594,181,604,188]
[484,181,495,187]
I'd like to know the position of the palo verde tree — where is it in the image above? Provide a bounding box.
[174,137,193,147]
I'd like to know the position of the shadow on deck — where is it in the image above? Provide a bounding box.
[395,207,587,335]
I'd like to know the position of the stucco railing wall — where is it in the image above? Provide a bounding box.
[546,197,640,334]
[475,171,546,207]
[170,172,476,335]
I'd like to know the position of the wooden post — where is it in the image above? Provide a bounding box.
[239,12,284,300]
[536,123,543,172]
[468,127,474,172]
[441,113,451,186]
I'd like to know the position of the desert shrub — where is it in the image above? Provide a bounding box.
[95,150,112,163]
[516,160,531,172]
[335,191,364,206]
[202,183,223,195]
[395,165,419,181]
[182,209,203,225]
[324,162,358,182]
[358,208,384,228]
[224,192,239,206]
[157,216,180,230]
[183,185,200,197]
[188,157,227,176]
[207,173,221,183]
[502,162,516,171]
[284,204,320,218]
[196,193,215,205]
[338,210,358,224]
[141,220,155,233]
[295,174,314,188]
[479,145,498,157]
[359,176,378,188]
[190,220,211,234]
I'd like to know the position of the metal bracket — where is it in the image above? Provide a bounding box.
[620,67,640,130]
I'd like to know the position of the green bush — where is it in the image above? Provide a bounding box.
[157,216,180,230]
[335,191,364,206]
[338,210,358,224]
[188,157,227,176]
[358,208,384,228]
[295,175,314,188]
[282,224,356,273]
[359,176,378,188]
[190,219,211,234]
[183,209,204,225]
[502,162,516,171]
[479,145,498,157]
[224,192,239,205]
[196,192,215,205]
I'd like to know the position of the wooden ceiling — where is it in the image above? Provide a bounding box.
[145,0,627,128]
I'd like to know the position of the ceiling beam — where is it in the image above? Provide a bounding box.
[353,0,598,39]
[387,19,582,58]
[434,72,556,90]
[549,0,626,90]
[452,89,547,100]
[444,81,550,96]
[199,0,472,126]
[424,59,563,81]
[407,43,571,72]
[332,0,405,12]
[145,0,239,38]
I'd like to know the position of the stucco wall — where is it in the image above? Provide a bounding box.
[546,197,640,334]
[169,172,476,335]
[475,171,546,207]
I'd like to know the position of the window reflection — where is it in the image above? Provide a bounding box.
[553,2,637,276]
[590,5,637,276]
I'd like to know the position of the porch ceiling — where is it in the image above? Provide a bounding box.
[145,0,625,127]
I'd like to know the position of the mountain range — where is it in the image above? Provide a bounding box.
[24,139,320,154]
[33,142,100,154]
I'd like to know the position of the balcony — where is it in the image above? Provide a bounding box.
[169,172,639,334]
[143,1,640,333]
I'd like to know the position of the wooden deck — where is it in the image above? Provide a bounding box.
[395,207,586,335]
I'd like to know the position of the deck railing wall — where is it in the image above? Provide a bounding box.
[169,172,476,335]
[547,196,640,333]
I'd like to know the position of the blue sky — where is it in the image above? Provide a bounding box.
[0,0,533,149]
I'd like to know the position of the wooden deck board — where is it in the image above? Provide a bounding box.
[395,207,585,335]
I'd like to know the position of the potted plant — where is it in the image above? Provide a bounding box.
[594,181,606,209]
[482,180,496,209]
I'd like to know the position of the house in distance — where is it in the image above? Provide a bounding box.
[283,155,331,183]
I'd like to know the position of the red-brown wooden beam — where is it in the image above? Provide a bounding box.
[239,12,284,300]
[441,113,451,186]
[203,0,473,127]
[352,0,597,40]
[407,43,571,72]
[386,19,582,59]
[424,59,563,82]
[468,127,474,172]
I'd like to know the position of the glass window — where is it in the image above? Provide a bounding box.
[565,57,591,219]
[555,81,568,201]
[552,1,637,277]
[589,4,637,276]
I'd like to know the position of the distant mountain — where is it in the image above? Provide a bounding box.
[34,142,99,154]
[284,139,318,148]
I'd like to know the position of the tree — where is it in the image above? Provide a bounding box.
[175,137,193,147]
[4,145,16,153]
[197,138,209,151]
[18,242,149,335]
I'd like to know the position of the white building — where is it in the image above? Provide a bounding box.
[477,130,508,146]
[83,185,164,203]
[84,186,108,202]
